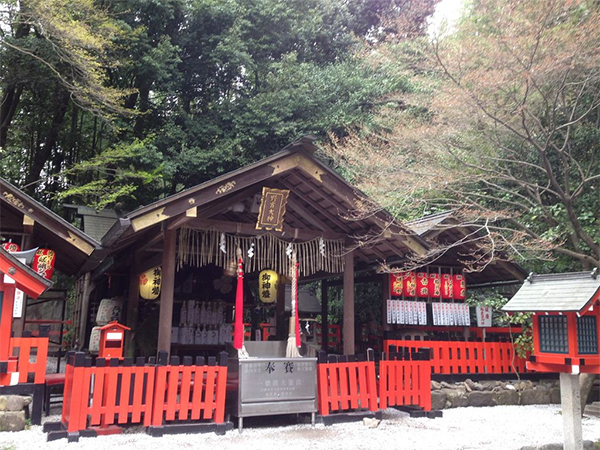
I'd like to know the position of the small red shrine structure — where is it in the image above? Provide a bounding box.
[98,321,130,359]
[503,270,600,374]
[0,248,52,385]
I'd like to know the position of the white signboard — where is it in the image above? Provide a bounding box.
[476,305,493,327]
[12,289,24,318]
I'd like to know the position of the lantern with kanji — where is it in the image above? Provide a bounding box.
[390,273,404,297]
[416,272,429,298]
[259,269,278,304]
[139,266,162,300]
[453,274,466,300]
[32,249,55,280]
[441,273,453,299]
[2,242,20,253]
[428,273,441,298]
[403,271,416,297]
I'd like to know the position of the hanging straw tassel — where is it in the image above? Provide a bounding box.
[286,251,301,357]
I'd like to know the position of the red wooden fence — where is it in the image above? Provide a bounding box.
[316,350,378,416]
[379,348,432,411]
[58,351,228,437]
[384,339,527,375]
[151,354,228,426]
[9,336,49,384]
[61,354,156,433]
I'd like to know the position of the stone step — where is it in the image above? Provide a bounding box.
[584,402,600,417]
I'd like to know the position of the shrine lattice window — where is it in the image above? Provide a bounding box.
[538,315,569,354]
[577,316,598,355]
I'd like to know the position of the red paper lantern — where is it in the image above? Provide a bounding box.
[2,242,20,252]
[403,271,416,297]
[453,274,466,300]
[416,272,429,298]
[390,273,404,297]
[428,273,441,298]
[441,274,453,299]
[32,249,56,280]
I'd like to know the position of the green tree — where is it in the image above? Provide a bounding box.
[328,0,600,272]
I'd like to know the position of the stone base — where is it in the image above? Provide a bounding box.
[0,395,33,432]
[430,378,562,410]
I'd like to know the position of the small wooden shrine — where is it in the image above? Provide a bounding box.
[503,270,600,374]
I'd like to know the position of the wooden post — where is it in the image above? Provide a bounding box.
[77,272,93,350]
[560,372,583,450]
[125,251,141,357]
[275,278,286,340]
[157,228,176,356]
[321,279,328,352]
[0,281,16,361]
[343,250,354,355]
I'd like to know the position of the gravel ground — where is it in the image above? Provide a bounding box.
[1,405,599,450]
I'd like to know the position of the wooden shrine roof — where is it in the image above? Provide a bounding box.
[0,247,53,298]
[405,211,527,285]
[101,137,429,274]
[502,270,600,313]
[0,178,101,276]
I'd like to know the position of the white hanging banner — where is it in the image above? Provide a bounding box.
[13,288,24,318]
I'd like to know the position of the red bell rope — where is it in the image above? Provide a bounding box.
[294,262,301,347]
[233,257,244,350]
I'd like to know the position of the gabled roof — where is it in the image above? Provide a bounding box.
[0,178,101,276]
[0,247,52,298]
[502,270,600,313]
[406,211,455,236]
[405,211,527,285]
[101,137,429,273]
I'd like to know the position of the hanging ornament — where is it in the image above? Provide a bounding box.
[319,237,325,257]
[286,243,293,259]
[219,233,226,253]
[247,242,255,258]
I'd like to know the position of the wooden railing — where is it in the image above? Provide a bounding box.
[151,353,228,426]
[316,350,378,416]
[54,351,228,440]
[379,348,432,411]
[8,336,49,384]
[384,339,527,375]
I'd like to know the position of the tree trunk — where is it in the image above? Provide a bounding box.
[580,373,598,416]
[25,89,70,192]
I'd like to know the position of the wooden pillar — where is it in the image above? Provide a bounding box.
[560,372,583,450]
[157,228,176,356]
[0,281,15,361]
[125,251,141,357]
[343,250,354,355]
[275,279,286,340]
[321,279,328,352]
[77,273,93,350]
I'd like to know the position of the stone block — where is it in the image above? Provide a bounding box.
[468,391,497,407]
[0,411,26,432]
[0,396,6,411]
[520,388,551,405]
[5,396,25,412]
[493,389,519,406]
[431,390,447,410]
[442,388,469,408]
